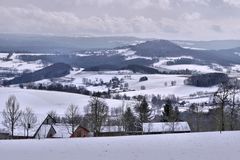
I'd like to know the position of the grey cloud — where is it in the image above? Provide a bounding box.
[223,0,240,8]
[211,25,223,32]
[0,0,239,40]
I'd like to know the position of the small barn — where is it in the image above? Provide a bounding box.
[71,126,89,138]
[99,126,125,136]
[143,122,191,134]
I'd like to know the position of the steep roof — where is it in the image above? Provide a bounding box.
[52,124,72,138]
[100,126,124,133]
[34,124,55,139]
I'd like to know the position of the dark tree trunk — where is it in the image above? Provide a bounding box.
[221,103,225,132]
[11,123,14,139]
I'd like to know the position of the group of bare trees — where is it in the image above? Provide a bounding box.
[46,97,110,137]
[213,79,240,132]
[2,95,37,138]
[84,96,109,136]
[64,104,81,134]
[1,95,110,138]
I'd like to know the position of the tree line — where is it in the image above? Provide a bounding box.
[1,94,182,138]
[2,80,240,139]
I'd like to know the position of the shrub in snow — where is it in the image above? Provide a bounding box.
[139,76,148,82]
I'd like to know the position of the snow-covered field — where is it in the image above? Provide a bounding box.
[153,57,217,73]
[0,131,240,160]
[0,87,131,115]
[152,57,227,73]
[0,53,46,73]
[161,64,216,73]
[65,72,218,99]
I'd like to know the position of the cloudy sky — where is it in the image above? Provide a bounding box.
[0,0,240,40]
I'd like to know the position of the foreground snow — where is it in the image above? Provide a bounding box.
[0,131,240,160]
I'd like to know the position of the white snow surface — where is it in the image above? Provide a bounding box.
[161,64,216,73]
[66,73,218,98]
[0,53,46,72]
[0,87,129,115]
[0,131,240,160]
[120,74,218,98]
[153,57,219,73]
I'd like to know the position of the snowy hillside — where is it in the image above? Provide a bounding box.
[0,88,131,115]
[64,72,218,100]
[0,131,240,160]
[0,87,135,136]
[0,53,46,73]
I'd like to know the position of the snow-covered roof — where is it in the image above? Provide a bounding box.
[52,124,72,138]
[101,126,124,133]
[35,124,53,139]
[34,123,75,138]
[143,122,191,133]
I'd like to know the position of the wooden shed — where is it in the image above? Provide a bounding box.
[71,126,89,138]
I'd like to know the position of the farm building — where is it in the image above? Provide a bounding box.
[99,126,125,136]
[143,122,191,134]
[34,115,90,139]
[71,125,89,138]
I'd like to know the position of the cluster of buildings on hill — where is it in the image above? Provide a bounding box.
[0,114,191,139]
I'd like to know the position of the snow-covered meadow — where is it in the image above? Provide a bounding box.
[0,87,131,115]
[0,131,240,160]
[0,53,46,73]
[153,57,218,73]
[64,72,218,99]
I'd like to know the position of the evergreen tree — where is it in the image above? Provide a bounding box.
[163,99,173,122]
[123,107,136,132]
[162,99,179,122]
[135,97,152,125]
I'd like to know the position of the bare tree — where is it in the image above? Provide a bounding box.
[228,79,240,130]
[2,95,22,138]
[65,104,81,134]
[21,107,37,138]
[214,82,231,132]
[47,110,60,122]
[85,96,109,136]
